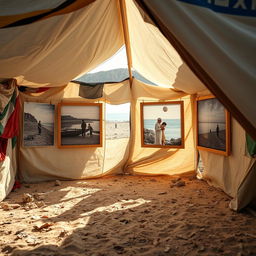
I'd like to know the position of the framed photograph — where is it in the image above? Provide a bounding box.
[196,96,231,156]
[23,102,55,147]
[140,101,184,148]
[57,103,102,148]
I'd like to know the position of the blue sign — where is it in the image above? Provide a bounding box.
[178,0,256,17]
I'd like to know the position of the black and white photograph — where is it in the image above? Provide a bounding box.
[23,102,55,147]
[197,96,230,155]
[141,101,184,148]
[58,103,102,147]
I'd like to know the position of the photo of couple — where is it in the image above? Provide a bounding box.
[154,118,167,145]
[142,102,184,148]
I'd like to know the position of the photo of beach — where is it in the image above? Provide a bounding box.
[59,104,101,147]
[23,102,55,147]
[197,98,226,151]
[142,102,183,147]
[105,103,130,140]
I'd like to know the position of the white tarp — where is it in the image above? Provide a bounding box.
[0,139,16,201]
[137,0,256,134]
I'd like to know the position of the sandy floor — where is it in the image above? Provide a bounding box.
[1,174,256,256]
[106,122,130,140]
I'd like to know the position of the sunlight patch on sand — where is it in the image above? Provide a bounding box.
[81,198,151,217]
[42,187,101,215]
[59,187,101,201]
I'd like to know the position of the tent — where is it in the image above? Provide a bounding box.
[0,0,255,211]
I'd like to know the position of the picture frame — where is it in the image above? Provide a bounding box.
[196,95,231,156]
[23,102,55,147]
[140,101,184,148]
[57,102,102,148]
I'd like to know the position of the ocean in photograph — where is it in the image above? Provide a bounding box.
[198,122,225,135]
[43,122,54,132]
[144,119,181,139]
[62,121,99,132]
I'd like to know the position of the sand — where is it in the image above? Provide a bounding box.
[23,122,54,147]
[1,174,256,256]
[106,122,130,140]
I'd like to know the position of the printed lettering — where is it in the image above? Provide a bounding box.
[215,0,229,7]
[177,0,256,16]
[233,0,247,9]
[252,0,256,10]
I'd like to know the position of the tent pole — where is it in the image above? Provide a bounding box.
[119,0,133,88]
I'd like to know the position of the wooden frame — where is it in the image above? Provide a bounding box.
[140,101,184,148]
[23,102,55,147]
[196,95,231,156]
[57,102,102,148]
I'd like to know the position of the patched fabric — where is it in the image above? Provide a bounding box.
[79,83,104,99]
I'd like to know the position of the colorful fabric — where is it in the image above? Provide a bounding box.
[246,134,256,157]
[0,79,16,112]
[0,88,20,161]
[0,138,8,161]
[12,137,17,149]
[1,96,20,139]
[0,90,17,135]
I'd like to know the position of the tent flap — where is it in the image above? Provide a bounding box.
[134,0,256,139]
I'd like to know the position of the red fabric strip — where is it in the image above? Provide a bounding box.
[1,96,20,139]
[0,137,8,161]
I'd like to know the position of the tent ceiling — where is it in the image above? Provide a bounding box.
[0,0,255,138]
[0,0,123,87]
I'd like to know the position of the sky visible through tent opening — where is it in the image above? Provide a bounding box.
[78,46,165,118]
[88,46,128,73]
[86,46,131,116]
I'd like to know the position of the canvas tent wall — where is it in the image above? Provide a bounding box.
[0,0,255,210]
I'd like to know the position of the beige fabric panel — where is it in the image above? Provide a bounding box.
[125,79,195,175]
[103,81,131,104]
[199,119,256,199]
[19,81,131,182]
[0,140,17,201]
[103,138,130,174]
[95,80,131,175]
[0,0,123,87]
[126,0,205,93]
[230,163,256,211]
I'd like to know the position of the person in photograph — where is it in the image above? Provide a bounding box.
[81,120,86,137]
[38,120,42,135]
[88,123,93,136]
[216,124,219,137]
[161,122,167,145]
[155,118,162,145]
